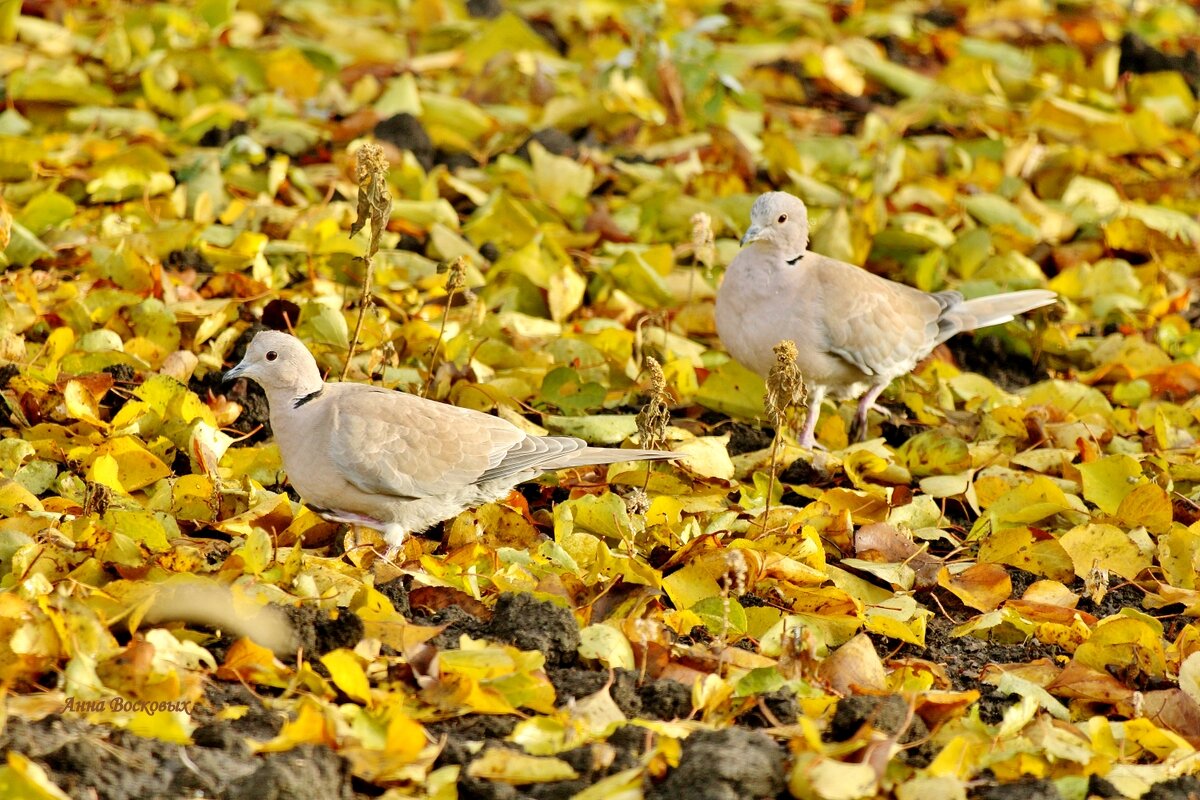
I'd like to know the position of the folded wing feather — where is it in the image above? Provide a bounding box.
[326,386,527,499]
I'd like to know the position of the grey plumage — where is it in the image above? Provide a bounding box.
[715,191,1056,447]
[224,331,673,547]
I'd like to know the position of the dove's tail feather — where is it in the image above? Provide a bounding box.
[546,447,676,470]
[937,289,1057,344]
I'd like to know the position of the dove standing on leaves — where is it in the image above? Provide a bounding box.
[223,331,674,549]
[715,192,1056,448]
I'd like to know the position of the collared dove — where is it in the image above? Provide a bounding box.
[223,331,674,548]
[715,191,1056,448]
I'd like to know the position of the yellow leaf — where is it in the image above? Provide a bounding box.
[926,735,982,779]
[321,649,372,706]
[123,709,194,745]
[86,453,123,495]
[789,752,878,800]
[432,639,557,714]
[1179,652,1200,708]
[384,706,426,763]
[253,698,337,753]
[864,598,927,646]
[978,526,1075,582]
[171,474,216,521]
[980,475,1074,526]
[570,767,645,800]
[818,488,890,525]
[938,563,1012,612]
[1078,454,1142,515]
[1059,523,1153,582]
[894,776,967,800]
[88,437,171,493]
[672,436,735,480]
[466,749,578,784]
[1074,617,1166,680]
[578,624,635,671]
[662,560,723,612]
[566,687,627,738]
[216,637,292,687]
[264,48,324,100]
[63,379,107,427]
[1115,482,1172,535]
[0,478,44,515]
[233,528,274,576]
[820,46,865,96]
[1119,717,1192,760]
[0,751,72,800]
[695,359,766,419]
[530,142,594,218]
[897,430,971,478]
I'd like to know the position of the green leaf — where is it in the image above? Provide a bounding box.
[539,367,606,415]
[695,360,766,419]
[693,596,748,637]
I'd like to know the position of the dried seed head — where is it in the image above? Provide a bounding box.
[636,357,671,451]
[765,340,805,429]
[446,256,468,293]
[350,142,392,254]
[724,549,748,597]
[690,212,715,269]
[625,487,650,516]
[1085,564,1110,606]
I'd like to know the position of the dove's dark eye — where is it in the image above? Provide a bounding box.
[778,214,788,224]
[265,351,278,362]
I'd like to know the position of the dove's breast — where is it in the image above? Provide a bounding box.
[716,252,870,392]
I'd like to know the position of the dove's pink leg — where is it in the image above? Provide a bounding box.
[851,384,887,442]
[797,385,826,449]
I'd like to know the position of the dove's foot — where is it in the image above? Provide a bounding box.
[851,384,888,443]
[796,435,828,452]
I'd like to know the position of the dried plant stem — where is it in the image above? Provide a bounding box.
[344,264,374,382]
[763,433,782,529]
[344,143,392,381]
[762,341,805,531]
[636,357,671,495]
[422,257,468,398]
[688,212,715,306]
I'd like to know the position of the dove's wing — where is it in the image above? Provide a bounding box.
[811,253,956,379]
[325,385,529,499]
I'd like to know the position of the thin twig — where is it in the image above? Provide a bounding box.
[422,257,467,398]
[344,143,392,380]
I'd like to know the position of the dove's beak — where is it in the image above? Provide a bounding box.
[740,225,763,246]
[223,360,248,383]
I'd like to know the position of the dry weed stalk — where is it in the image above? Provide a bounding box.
[762,340,805,529]
[344,143,392,380]
[719,549,749,653]
[422,256,468,398]
[636,357,671,452]
[635,356,671,497]
[687,212,715,304]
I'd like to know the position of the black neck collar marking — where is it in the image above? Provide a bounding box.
[786,253,804,265]
[293,388,323,409]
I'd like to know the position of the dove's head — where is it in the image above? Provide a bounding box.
[223,330,324,397]
[740,192,810,257]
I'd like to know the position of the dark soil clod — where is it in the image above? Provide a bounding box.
[647,727,786,800]
[374,113,435,171]
[485,592,580,668]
